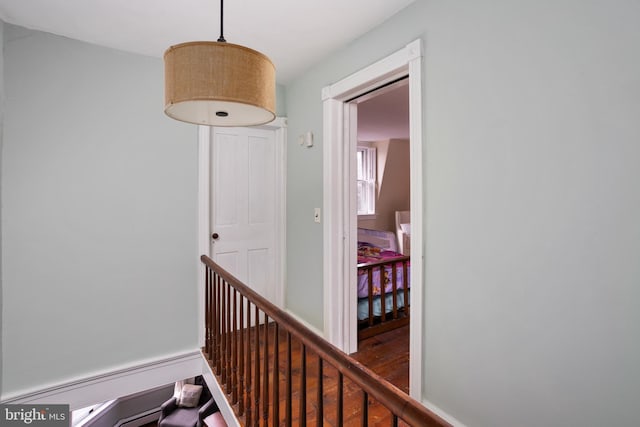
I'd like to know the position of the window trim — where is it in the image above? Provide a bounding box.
[356,145,376,216]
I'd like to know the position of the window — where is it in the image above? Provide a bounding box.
[356,146,376,215]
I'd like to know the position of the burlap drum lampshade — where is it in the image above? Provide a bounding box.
[164,41,275,127]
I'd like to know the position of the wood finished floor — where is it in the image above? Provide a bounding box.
[352,323,409,394]
[208,323,410,426]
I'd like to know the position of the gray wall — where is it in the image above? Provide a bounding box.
[1,25,198,396]
[275,84,286,118]
[285,0,640,426]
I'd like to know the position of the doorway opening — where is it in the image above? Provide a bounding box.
[352,78,411,392]
[322,39,424,398]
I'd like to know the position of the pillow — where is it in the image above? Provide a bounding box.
[173,380,185,400]
[178,384,203,408]
[357,242,382,258]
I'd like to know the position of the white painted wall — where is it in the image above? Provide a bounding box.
[285,1,640,425]
[1,25,198,397]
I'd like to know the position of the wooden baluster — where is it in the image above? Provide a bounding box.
[206,269,211,357]
[316,357,323,427]
[212,273,216,372]
[337,372,343,425]
[232,288,238,404]
[221,278,227,384]
[299,344,307,426]
[212,270,216,360]
[205,268,210,357]
[273,323,280,427]
[238,294,245,416]
[213,274,221,375]
[208,269,217,362]
[226,282,232,392]
[254,306,260,427]
[219,276,224,375]
[367,268,374,326]
[286,332,292,427]
[361,391,369,427]
[392,414,399,427]
[392,262,398,319]
[380,266,387,323]
[262,315,269,424]
[245,301,252,426]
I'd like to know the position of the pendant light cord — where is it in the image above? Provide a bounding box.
[217,0,226,42]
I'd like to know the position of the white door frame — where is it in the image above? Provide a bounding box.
[197,118,288,347]
[322,39,423,398]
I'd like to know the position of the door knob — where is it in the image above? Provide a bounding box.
[211,233,219,240]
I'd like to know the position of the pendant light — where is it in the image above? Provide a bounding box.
[164,0,276,126]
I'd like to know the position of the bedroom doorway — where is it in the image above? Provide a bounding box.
[351,78,411,391]
[322,39,424,398]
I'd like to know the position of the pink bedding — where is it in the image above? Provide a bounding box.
[357,242,410,298]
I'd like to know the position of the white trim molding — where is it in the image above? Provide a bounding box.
[0,351,203,410]
[406,38,425,400]
[285,308,325,339]
[322,39,424,398]
[273,119,288,309]
[423,400,469,427]
[197,125,212,348]
[322,97,346,347]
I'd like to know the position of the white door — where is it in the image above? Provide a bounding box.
[210,126,279,304]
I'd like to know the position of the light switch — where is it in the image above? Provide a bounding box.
[314,208,321,223]
[299,131,314,148]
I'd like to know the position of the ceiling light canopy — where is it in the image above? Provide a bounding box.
[163,0,275,127]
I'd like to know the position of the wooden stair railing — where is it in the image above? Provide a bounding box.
[201,255,451,427]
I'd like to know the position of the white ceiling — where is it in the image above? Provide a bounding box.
[358,81,409,142]
[0,0,414,84]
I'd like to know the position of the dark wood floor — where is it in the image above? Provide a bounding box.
[353,323,409,394]
[214,323,410,426]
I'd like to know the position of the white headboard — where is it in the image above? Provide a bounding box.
[357,228,398,252]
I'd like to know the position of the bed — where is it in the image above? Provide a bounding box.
[357,228,411,340]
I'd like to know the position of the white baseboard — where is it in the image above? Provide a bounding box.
[1,350,203,410]
[422,399,468,427]
[284,308,325,339]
